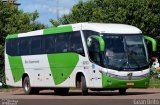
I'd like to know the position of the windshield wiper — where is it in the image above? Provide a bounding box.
[119,54,128,70]
[125,45,140,69]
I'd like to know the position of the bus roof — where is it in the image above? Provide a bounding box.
[6,23,142,39]
[70,23,142,34]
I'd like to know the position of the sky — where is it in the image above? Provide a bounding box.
[18,0,84,26]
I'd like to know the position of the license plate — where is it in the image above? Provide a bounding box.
[126,82,134,86]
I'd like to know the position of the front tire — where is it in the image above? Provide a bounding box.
[22,76,39,95]
[81,75,88,95]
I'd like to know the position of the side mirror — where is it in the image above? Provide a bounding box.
[87,35,105,66]
[87,35,105,52]
[144,35,157,52]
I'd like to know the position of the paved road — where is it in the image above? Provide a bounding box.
[0,88,160,105]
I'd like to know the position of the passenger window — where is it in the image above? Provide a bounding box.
[88,38,101,65]
[55,34,69,53]
[69,32,85,56]
[6,39,19,56]
[6,40,12,55]
[83,30,99,42]
[44,35,55,54]
[30,37,41,55]
[19,38,30,55]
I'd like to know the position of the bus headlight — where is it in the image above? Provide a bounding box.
[141,72,150,78]
[99,69,108,75]
[99,69,150,80]
[99,70,118,78]
[107,73,119,78]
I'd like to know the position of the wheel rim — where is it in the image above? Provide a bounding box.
[24,80,30,91]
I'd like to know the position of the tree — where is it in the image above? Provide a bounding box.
[49,15,70,27]
[30,10,39,24]
[0,0,46,85]
[50,19,60,27]
[59,0,160,37]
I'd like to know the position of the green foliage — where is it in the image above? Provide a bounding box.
[149,78,160,88]
[59,0,160,37]
[49,19,60,27]
[0,1,46,44]
[0,1,46,84]
[30,10,39,24]
[49,14,71,27]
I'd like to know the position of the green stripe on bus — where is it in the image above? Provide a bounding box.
[6,34,18,39]
[44,25,73,35]
[47,53,79,85]
[8,56,25,82]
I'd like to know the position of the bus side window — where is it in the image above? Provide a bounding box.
[30,37,42,55]
[44,35,55,54]
[55,34,69,53]
[69,32,85,56]
[88,39,101,65]
[6,40,12,55]
[6,39,19,56]
[83,30,99,42]
[19,37,30,55]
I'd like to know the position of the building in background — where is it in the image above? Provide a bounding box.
[2,0,20,6]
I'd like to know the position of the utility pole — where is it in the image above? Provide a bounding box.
[56,0,59,20]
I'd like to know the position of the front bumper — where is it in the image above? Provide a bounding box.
[102,74,150,88]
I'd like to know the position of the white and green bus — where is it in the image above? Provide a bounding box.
[5,23,150,95]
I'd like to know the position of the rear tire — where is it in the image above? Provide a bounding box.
[22,76,39,95]
[119,88,127,95]
[54,88,69,95]
[81,75,88,95]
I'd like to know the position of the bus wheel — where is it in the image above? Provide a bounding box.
[119,88,127,95]
[23,76,39,95]
[81,75,88,95]
[54,88,69,96]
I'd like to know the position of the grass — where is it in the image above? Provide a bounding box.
[0,86,14,92]
[149,78,160,88]
[0,85,10,89]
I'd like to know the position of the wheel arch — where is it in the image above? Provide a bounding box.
[75,72,88,87]
[22,73,29,85]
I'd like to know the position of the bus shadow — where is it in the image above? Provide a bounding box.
[14,91,158,96]
[66,91,157,96]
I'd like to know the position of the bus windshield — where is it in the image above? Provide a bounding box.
[102,34,149,71]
